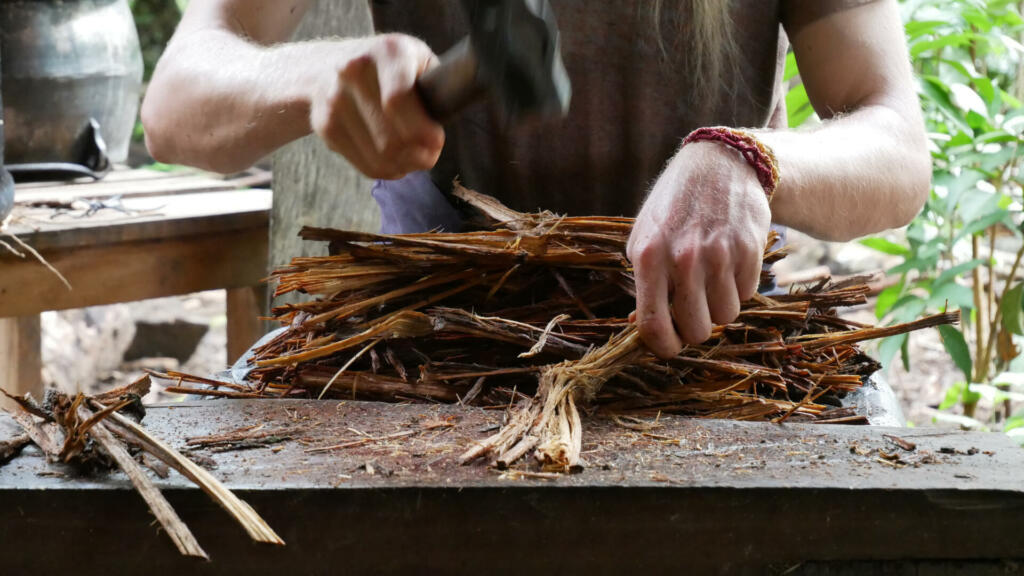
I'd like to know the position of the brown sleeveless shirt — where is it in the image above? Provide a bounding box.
[368,0,875,217]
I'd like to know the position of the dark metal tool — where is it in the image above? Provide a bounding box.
[415,0,572,123]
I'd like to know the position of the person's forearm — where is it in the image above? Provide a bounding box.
[756,103,930,242]
[142,30,355,173]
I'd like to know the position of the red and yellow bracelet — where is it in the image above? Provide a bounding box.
[682,126,781,202]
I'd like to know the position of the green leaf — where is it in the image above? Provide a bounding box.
[975,131,1020,144]
[939,381,966,411]
[953,209,1011,242]
[1001,282,1024,336]
[971,75,995,104]
[900,334,912,372]
[905,20,948,39]
[144,162,188,173]
[958,187,1002,222]
[962,9,994,33]
[877,333,908,369]
[945,130,975,147]
[875,281,905,319]
[786,82,815,128]
[934,168,983,215]
[920,76,971,134]
[1000,89,1023,109]
[939,324,973,382]
[934,258,988,288]
[889,294,927,323]
[928,282,976,311]
[963,383,982,406]
[966,109,992,131]
[783,51,799,82]
[950,83,989,117]
[1005,416,1024,433]
[910,33,975,57]
[859,237,909,256]
[889,256,939,277]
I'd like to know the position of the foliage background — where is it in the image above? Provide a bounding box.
[786,0,1024,441]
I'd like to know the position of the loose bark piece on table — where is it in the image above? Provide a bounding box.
[95,405,284,546]
[1,375,284,557]
[0,433,31,464]
[77,404,208,560]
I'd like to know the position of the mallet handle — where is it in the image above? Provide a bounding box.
[415,38,488,123]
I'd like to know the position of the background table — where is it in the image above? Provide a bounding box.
[0,167,272,400]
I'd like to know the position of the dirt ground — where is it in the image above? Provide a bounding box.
[45,228,966,427]
[43,290,229,403]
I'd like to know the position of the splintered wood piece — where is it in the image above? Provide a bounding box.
[0,433,31,464]
[92,373,152,403]
[77,405,208,560]
[1,390,61,458]
[94,403,284,547]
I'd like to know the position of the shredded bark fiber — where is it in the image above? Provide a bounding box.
[164,184,959,472]
[0,375,283,557]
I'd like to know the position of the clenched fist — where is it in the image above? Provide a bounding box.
[627,141,772,358]
[311,34,445,180]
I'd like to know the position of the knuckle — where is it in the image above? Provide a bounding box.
[704,237,731,264]
[340,55,373,81]
[376,33,404,58]
[671,246,698,272]
[635,316,656,341]
[633,241,662,267]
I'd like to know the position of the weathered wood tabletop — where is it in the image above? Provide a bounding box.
[1,399,1021,575]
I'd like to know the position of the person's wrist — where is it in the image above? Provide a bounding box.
[681,127,780,204]
[673,141,767,207]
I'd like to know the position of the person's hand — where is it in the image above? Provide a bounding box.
[626,141,771,359]
[310,34,445,180]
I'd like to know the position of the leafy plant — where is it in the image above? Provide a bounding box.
[788,0,1024,429]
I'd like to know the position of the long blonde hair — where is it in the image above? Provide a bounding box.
[651,0,744,106]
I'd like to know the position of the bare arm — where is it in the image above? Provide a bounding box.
[142,0,443,176]
[763,0,930,242]
[628,0,929,357]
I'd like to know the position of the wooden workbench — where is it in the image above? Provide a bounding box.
[1,399,1021,575]
[0,167,272,399]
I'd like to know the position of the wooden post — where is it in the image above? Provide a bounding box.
[0,315,43,405]
[270,1,377,306]
[226,285,268,363]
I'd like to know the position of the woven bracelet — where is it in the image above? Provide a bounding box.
[682,126,780,202]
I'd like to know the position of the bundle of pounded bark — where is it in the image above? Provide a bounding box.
[166,184,958,472]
